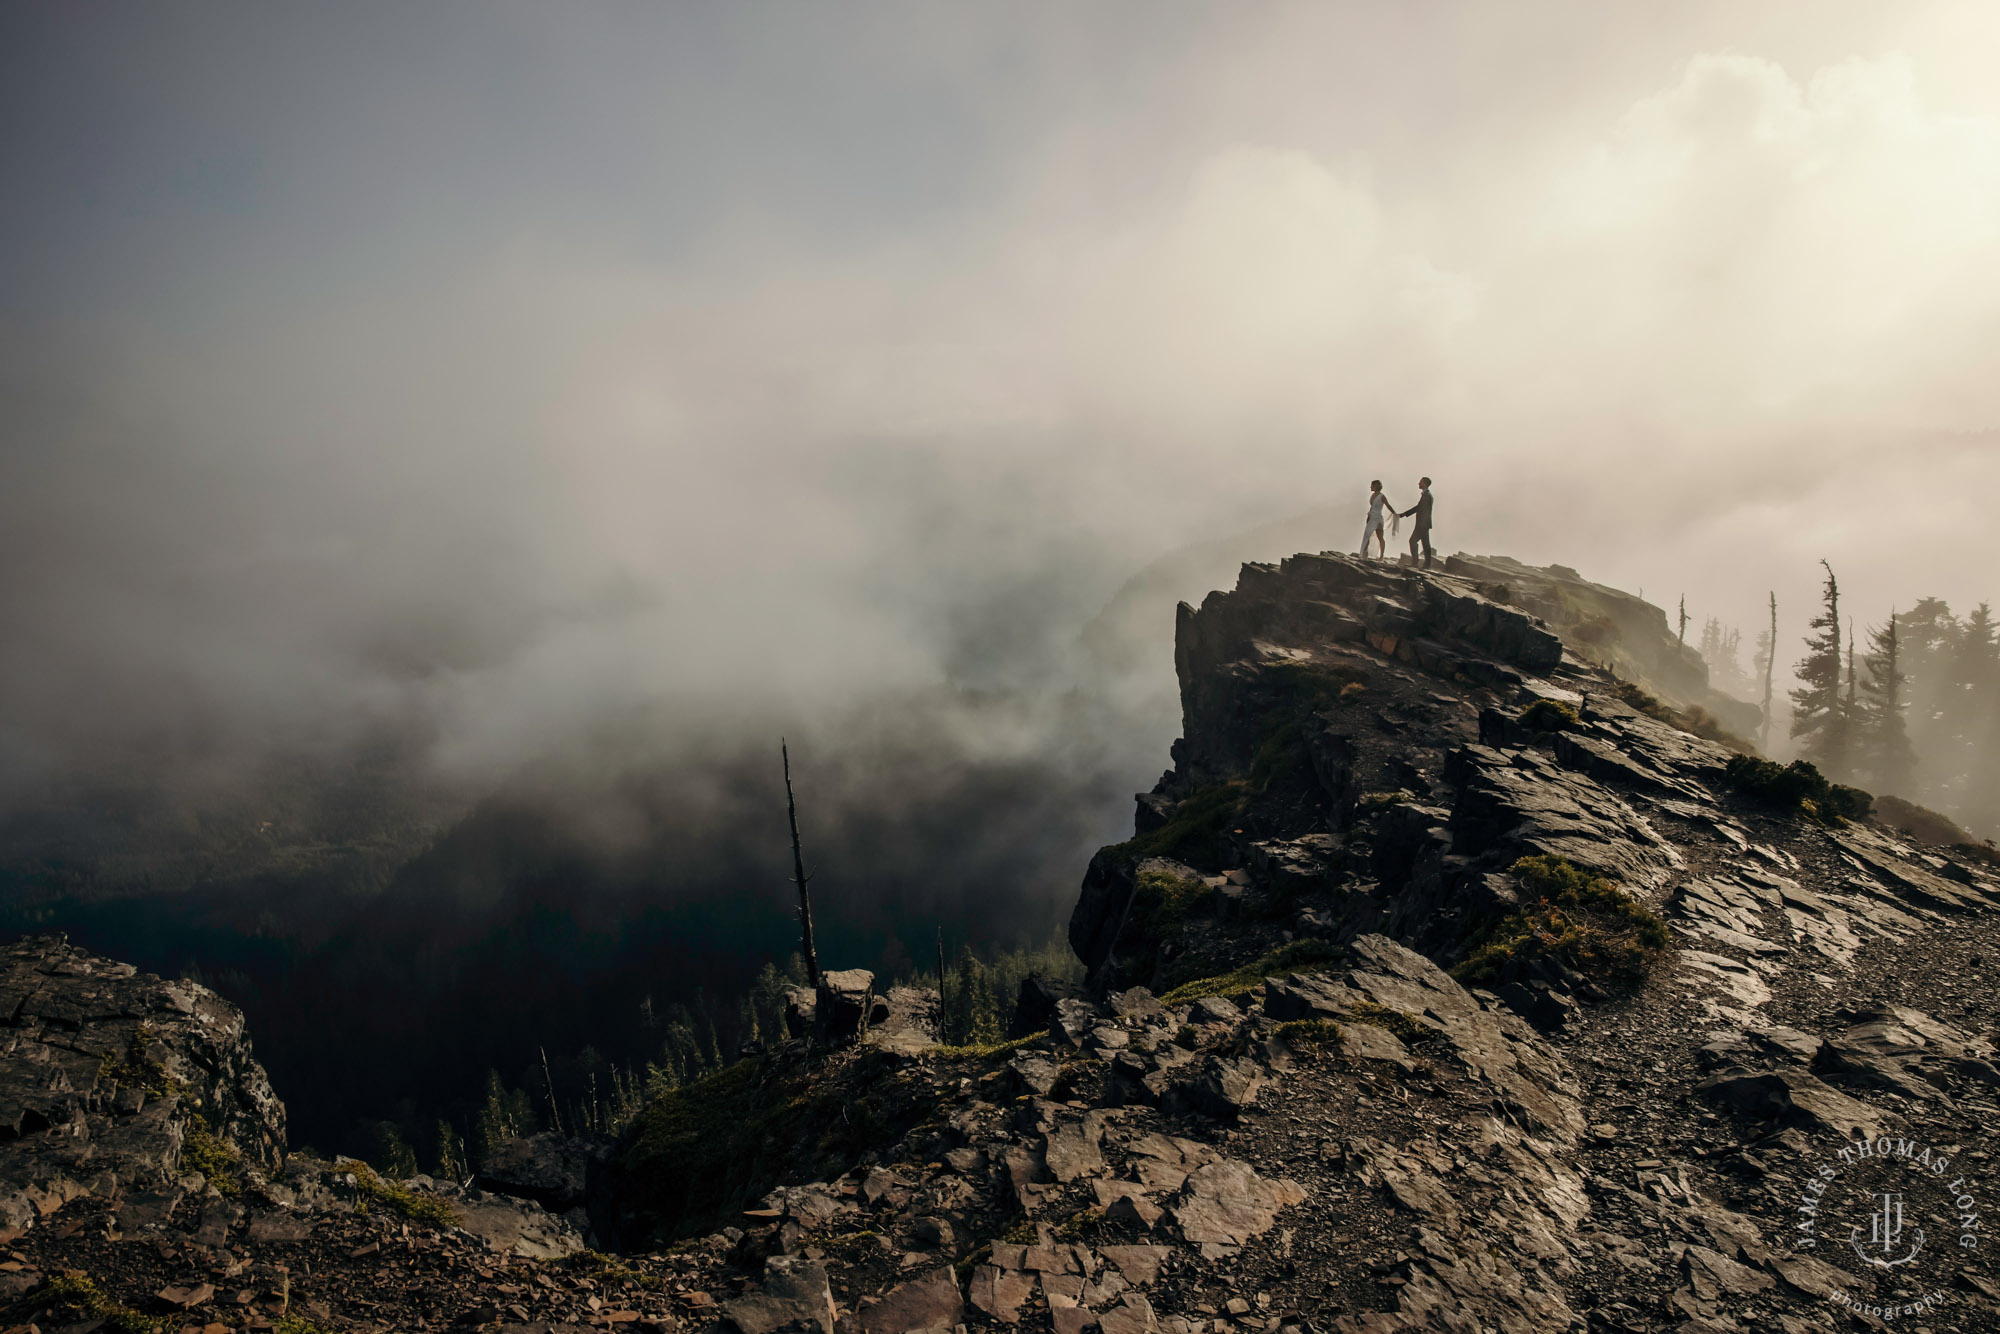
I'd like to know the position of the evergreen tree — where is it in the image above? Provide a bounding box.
[1954,604,2000,827]
[1845,621,1858,733]
[660,1004,708,1082]
[1698,617,1747,695]
[695,989,724,1068]
[944,945,1001,1045]
[359,1120,420,1179]
[1861,611,1915,796]
[944,945,978,1044]
[1894,597,1958,802]
[1790,561,1853,777]
[473,1069,535,1167]
[434,1120,469,1182]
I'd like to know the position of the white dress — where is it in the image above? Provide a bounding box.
[1359,492,1391,552]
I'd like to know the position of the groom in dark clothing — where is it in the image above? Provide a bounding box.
[1400,477,1435,568]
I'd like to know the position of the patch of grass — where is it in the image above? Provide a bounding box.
[98,1025,174,1097]
[954,1242,994,1284]
[1159,939,1344,1005]
[1249,719,1311,790]
[1344,1001,1437,1046]
[1722,754,1872,825]
[179,1115,241,1197]
[1050,1209,1104,1243]
[564,1249,661,1289]
[347,1161,461,1228]
[1259,661,1371,710]
[274,1317,341,1334]
[32,1273,156,1334]
[1274,1019,1342,1051]
[1131,867,1210,932]
[1517,699,1579,731]
[1109,782,1250,868]
[931,1031,1047,1060]
[1453,854,1669,989]
[1357,790,1408,810]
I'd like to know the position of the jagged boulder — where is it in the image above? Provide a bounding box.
[474,1131,608,1213]
[717,1255,837,1334]
[1010,972,1085,1040]
[782,985,816,1039]
[813,969,875,1047]
[0,934,286,1231]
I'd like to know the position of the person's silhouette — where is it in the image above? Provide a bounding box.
[1400,477,1435,568]
[1358,480,1395,558]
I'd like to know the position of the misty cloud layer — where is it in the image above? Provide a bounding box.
[5,2,2000,815]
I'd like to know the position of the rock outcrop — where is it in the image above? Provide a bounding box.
[6,550,1999,1334]
[0,933,286,1230]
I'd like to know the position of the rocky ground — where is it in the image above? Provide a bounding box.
[3,552,1998,1334]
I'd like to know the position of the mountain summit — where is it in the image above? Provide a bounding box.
[2,552,1996,1333]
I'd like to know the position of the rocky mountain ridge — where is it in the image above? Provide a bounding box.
[2,551,1998,1334]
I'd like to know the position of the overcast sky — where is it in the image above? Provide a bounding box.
[5,2,2000,794]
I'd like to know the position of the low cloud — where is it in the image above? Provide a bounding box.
[3,10,1998,833]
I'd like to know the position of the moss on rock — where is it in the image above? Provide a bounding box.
[1453,855,1669,989]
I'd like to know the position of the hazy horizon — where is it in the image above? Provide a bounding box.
[7,2,2000,812]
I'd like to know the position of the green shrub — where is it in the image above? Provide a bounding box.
[179,1115,241,1197]
[98,1025,174,1097]
[1111,783,1248,868]
[1517,699,1580,731]
[33,1273,155,1334]
[1453,855,1669,988]
[1131,868,1210,931]
[346,1161,461,1228]
[1722,755,1871,824]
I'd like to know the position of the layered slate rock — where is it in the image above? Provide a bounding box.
[0,933,286,1230]
[8,550,2000,1334]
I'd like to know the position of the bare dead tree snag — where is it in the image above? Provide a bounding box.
[934,926,948,1040]
[1761,591,1777,751]
[782,739,822,987]
[539,1046,564,1137]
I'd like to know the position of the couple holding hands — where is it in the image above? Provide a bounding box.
[1359,476,1435,569]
